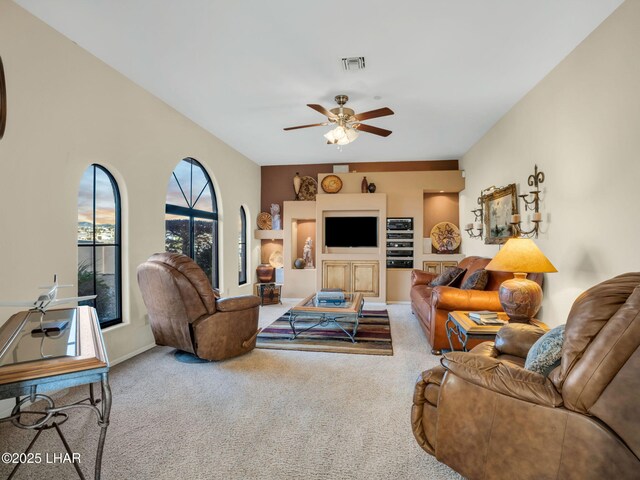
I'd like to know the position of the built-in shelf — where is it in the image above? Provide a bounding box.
[254,229,284,240]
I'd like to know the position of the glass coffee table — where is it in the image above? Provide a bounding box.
[288,292,364,343]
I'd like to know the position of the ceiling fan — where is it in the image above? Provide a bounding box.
[284,95,394,145]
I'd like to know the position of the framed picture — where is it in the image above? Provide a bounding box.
[483,184,518,244]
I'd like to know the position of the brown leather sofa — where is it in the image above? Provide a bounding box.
[410,256,542,354]
[411,272,640,480]
[137,252,261,361]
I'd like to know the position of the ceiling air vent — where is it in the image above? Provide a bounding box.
[341,57,365,71]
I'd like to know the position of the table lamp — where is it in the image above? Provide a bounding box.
[485,238,557,323]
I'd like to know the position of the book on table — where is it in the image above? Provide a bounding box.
[468,310,498,319]
[468,311,504,325]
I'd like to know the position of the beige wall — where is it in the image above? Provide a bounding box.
[460,0,640,327]
[0,1,260,364]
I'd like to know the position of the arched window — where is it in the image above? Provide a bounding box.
[77,164,122,328]
[165,158,219,287]
[238,207,247,285]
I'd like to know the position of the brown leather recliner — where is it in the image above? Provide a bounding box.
[412,272,640,480]
[410,256,542,354]
[137,253,261,361]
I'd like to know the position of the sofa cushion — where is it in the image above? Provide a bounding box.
[461,269,489,290]
[429,267,466,288]
[525,325,565,376]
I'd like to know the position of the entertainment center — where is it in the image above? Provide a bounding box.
[274,169,465,303]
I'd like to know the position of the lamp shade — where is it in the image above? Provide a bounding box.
[485,238,557,273]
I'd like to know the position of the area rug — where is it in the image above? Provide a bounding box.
[256,309,393,355]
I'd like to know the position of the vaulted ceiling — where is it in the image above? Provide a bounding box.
[15,0,623,165]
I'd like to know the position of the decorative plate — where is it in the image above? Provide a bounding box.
[321,175,343,194]
[298,176,318,201]
[430,222,461,252]
[257,212,272,230]
[269,250,284,268]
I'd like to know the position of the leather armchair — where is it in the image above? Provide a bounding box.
[412,273,640,479]
[410,256,542,354]
[137,252,261,361]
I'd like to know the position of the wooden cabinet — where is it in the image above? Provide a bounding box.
[422,260,459,275]
[352,261,379,296]
[322,261,351,292]
[322,260,379,297]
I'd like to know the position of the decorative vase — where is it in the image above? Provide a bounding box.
[361,176,369,193]
[256,264,275,282]
[293,172,302,200]
[294,258,306,269]
[368,183,376,193]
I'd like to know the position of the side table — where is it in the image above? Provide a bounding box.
[446,311,548,352]
[255,283,282,305]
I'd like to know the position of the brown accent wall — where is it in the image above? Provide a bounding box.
[423,193,460,253]
[261,160,458,212]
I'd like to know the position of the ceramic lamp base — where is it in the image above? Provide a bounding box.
[499,272,543,323]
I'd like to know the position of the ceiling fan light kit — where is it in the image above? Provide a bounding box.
[284,94,393,146]
[324,125,359,145]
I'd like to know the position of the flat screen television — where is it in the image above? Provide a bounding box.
[325,216,378,248]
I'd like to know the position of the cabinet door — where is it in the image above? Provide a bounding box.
[351,261,379,297]
[322,261,351,292]
[422,261,441,274]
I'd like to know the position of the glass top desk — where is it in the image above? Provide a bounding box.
[0,306,111,479]
[288,292,364,343]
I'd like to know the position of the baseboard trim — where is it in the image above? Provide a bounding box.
[110,342,157,366]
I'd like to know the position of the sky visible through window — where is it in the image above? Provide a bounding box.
[166,159,214,211]
[78,167,116,225]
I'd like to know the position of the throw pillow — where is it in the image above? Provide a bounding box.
[429,267,467,288]
[524,325,565,376]
[461,269,489,290]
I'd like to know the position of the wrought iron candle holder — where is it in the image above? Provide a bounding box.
[510,165,545,238]
[464,199,484,239]
[464,186,498,240]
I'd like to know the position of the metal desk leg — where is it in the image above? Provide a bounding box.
[94,373,112,480]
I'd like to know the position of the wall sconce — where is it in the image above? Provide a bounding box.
[464,197,484,239]
[510,165,545,238]
[464,186,497,240]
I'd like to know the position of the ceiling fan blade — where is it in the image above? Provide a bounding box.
[353,123,392,137]
[353,107,394,121]
[284,123,328,131]
[307,104,338,119]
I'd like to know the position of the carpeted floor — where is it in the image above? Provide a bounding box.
[256,309,393,355]
[0,303,462,480]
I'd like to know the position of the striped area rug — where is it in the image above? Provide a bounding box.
[256,309,393,356]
